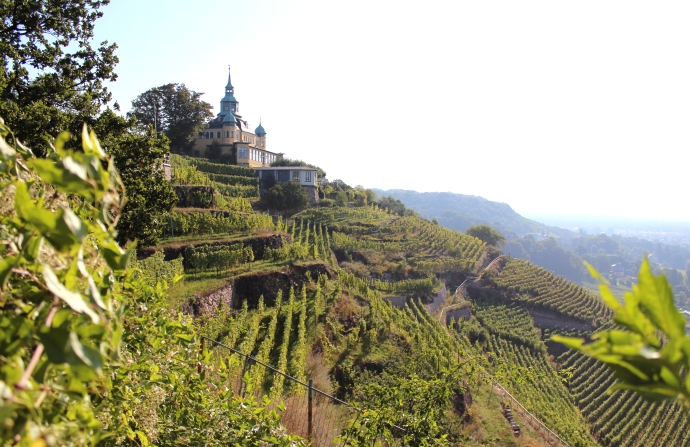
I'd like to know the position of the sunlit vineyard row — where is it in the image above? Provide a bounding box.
[493,259,611,325]
[558,349,690,447]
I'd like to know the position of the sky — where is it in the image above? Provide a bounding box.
[93,1,690,221]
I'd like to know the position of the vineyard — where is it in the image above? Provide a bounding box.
[141,159,690,446]
[170,154,260,199]
[492,258,612,326]
[455,299,598,447]
[301,207,486,281]
[558,348,690,447]
[161,210,275,238]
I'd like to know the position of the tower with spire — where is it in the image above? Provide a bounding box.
[192,66,280,167]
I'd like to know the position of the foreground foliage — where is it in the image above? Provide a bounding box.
[0,122,300,446]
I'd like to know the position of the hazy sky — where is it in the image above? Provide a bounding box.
[93,1,690,220]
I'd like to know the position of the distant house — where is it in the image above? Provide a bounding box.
[610,263,625,278]
[255,166,319,204]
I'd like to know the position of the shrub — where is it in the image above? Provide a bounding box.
[266,181,309,211]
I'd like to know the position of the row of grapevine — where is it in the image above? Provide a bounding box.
[188,158,257,177]
[162,211,274,237]
[184,243,254,273]
[207,172,259,187]
[493,258,611,325]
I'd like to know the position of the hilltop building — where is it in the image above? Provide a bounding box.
[192,68,281,167]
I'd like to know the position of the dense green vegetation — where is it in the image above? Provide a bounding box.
[0,124,300,446]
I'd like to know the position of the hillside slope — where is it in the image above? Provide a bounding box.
[373,188,573,239]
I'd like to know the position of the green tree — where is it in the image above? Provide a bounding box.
[105,123,177,246]
[129,83,213,154]
[377,195,407,216]
[0,0,118,156]
[335,190,348,206]
[266,181,309,211]
[466,224,506,247]
[207,140,222,160]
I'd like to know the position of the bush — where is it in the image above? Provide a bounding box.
[266,181,309,211]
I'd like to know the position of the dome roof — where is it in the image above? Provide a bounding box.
[255,121,266,137]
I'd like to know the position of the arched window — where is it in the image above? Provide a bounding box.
[217,131,221,139]
[225,131,229,138]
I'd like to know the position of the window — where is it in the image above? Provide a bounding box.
[225,131,229,138]
[223,105,229,111]
[231,131,234,138]
[217,131,221,139]
[238,147,248,159]
[198,132,203,139]
[261,140,265,147]
[292,171,300,182]
[305,171,312,182]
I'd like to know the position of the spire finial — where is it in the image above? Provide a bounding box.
[225,65,234,90]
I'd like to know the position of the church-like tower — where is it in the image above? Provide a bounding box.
[192,67,281,167]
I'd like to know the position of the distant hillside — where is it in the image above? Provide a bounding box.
[373,189,573,239]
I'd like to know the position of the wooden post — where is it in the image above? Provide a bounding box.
[308,379,314,441]
[198,337,205,375]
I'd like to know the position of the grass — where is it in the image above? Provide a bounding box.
[166,275,231,311]
[461,383,549,447]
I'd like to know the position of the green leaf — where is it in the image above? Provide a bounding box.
[0,254,19,290]
[61,208,88,242]
[101,238,134,271]
[636,258,686,340]
[69,331,103,371]
[43,265,100,323]
[0,135,16,157]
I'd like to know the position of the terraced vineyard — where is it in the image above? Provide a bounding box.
[493,258,612,326]
[170,154,260,199]
[302,207,486,276]
[559,349,690,447]
[456,299,597,447]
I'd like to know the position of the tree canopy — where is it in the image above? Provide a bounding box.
[0,0,118,154]
[0,2,177,246]
[266,181,309,211]
[129,83,213,154]
[465,224,506,248]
